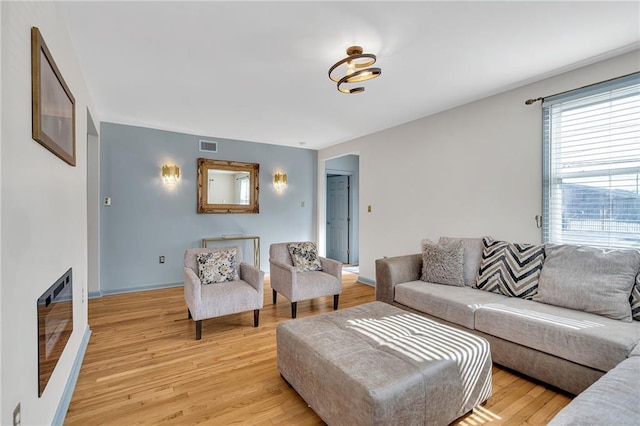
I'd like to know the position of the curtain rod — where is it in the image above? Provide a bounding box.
[524,71,639,105]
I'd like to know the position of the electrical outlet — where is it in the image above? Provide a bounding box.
[159,256,165,264]
[301,201,305,207]
[368,205,372,213]
[104,197,111,206]
[13,402,21,426]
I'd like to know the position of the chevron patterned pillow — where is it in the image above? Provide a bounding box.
[475,237,545,299]
[628,272,640,321]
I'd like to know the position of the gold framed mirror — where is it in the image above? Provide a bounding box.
[197,158,260,214]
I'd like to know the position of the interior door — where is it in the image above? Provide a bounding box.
[327,175,349,263]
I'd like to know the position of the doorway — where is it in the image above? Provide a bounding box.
[325,155,359,266]
[327,175,350,263]
[86,110,100,297]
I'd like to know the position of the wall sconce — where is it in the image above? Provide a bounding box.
[274,173,287,190]
[162,164,180,184]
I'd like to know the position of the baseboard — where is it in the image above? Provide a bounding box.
[52,326,92,426]
[100,281,183,296]
[357,276,375,287]
[88,290,102,299]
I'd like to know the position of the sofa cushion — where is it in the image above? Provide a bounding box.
[548,357,640,426]
[534,244,640,322]
[439,237,483,287]
[288,242,323,272]
[196,249,239,284]
[474,297,640,372]
[475,237,545,300]
[630,272,640,321]
[394,281,509,330]
[420,239,465,287]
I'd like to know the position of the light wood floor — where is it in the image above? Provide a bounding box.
[65,273,572,425]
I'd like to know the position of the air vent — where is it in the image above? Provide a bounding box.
[199,139,218,153]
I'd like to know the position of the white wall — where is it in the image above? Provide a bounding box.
[0,0,4,418]
[1,2,97,424]
[319,50,640,283]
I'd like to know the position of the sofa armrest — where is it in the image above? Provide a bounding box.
[319,256,342,283]
[375,253,422,304]
[240,261,265,294]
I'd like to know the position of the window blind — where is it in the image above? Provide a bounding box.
[542,73,640,249]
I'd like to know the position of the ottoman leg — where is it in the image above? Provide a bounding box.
[272,289,277,304]
[333,294,339,310]
[291,302,297,318]
[254,309,260,327]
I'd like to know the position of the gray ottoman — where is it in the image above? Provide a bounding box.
[276,301,492,426]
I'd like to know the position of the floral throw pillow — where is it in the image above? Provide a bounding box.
[287,242,323,272]
[196,249,239,284]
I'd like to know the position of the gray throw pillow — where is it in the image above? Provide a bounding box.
[475,237,545,300]
[534,244,640,322]
[420,239,465,287]
[439,237,483,286]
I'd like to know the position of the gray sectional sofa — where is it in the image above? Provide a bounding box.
[375,237,640,424]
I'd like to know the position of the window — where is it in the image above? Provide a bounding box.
[542,73,640,249]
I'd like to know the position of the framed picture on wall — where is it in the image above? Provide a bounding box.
[31,26,76,166]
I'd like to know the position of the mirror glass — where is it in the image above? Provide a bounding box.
[198,158,259,214]
[207,170,251,205]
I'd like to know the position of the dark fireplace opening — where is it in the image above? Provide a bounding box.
[37,268,73,397]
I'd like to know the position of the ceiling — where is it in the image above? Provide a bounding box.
[59,1,640,150]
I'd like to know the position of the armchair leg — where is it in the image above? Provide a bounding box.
[333,294,339,310]
[195,320,202,340]
[254,309,260,327]
[272,289,277,304]
[291,302,297,319]
[188,309,192,319]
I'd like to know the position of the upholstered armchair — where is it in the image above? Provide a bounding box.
[184,246,264,340]
[269,242,342,318]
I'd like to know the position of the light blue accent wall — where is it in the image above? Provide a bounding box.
[100,122,317,293]
[325,155,359,264]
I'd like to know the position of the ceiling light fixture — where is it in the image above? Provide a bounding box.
[328,45,381,94]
